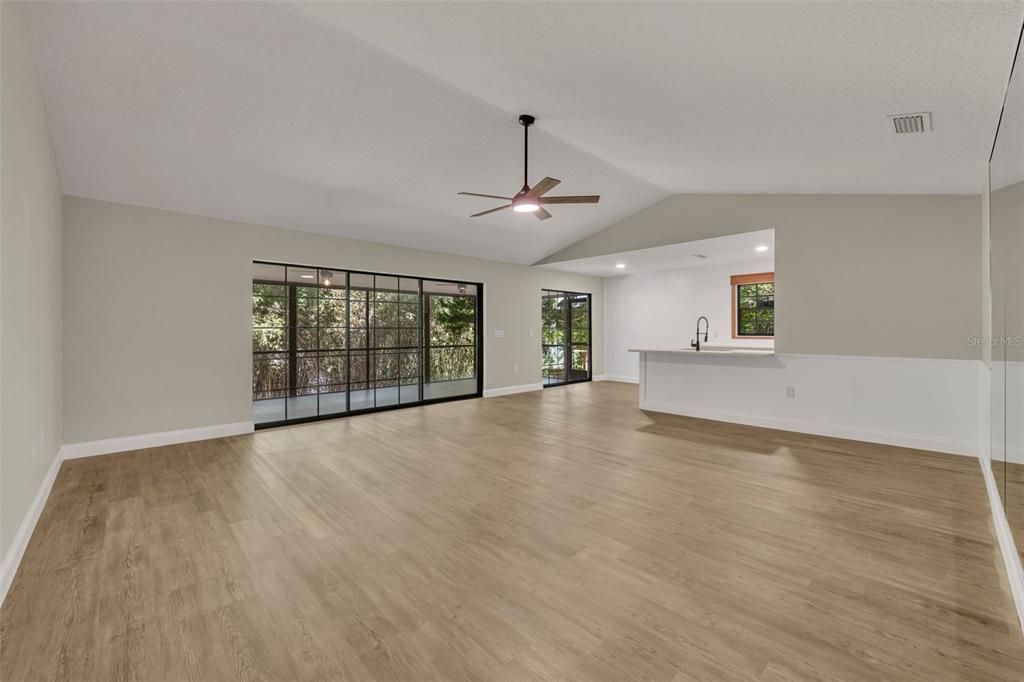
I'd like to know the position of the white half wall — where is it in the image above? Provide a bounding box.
[605,259,773,381]
[636,352,980,456]
[990,361,1024,463]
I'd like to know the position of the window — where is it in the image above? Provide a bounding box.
[732,272,774,338]
[541,289,592,386]
[252,262,482,427]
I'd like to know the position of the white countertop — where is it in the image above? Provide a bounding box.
[628,346,775,356]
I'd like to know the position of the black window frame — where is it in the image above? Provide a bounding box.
[252,260,484,428]
[541,289,593,387]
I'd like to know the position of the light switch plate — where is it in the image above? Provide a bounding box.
[494,330,505,338]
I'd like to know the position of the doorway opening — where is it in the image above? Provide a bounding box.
[541,289,592,386]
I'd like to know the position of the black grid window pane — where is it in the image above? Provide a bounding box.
[253,264,481,426]
[542,289,591,387]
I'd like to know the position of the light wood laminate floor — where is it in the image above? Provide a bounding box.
[2,381,1023,681]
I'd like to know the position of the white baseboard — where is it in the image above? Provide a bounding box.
[640,401,977,457]
[0,448,63,607]
[602,375,640,384]
[61,421,254,460]
[1,420,256,607]
[980,458,1024,635]
[483,383,542,398]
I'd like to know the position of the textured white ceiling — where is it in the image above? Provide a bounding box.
[537,229,774,277]
[25,2,664,265]
[305,0,1023,194]
[26,1,1024,265]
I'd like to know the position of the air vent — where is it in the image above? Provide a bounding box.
[889,112,932,134]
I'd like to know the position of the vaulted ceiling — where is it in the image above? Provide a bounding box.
[25,1,1024,264]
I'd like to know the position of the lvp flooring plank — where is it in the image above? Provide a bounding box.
[2,381,1023,681]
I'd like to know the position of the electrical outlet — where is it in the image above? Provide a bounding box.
[785,386,796,399]
[494,329,505,338]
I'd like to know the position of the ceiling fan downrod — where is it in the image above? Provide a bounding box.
[519,114,535,192]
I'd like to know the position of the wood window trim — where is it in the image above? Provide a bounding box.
[731,272,774,339]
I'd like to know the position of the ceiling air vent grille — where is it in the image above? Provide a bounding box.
[889,112,932,134]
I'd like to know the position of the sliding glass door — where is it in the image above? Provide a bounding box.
[252,262,482,427]
[541,289,592,386]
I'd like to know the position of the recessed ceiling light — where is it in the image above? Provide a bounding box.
[615,263,626,269]
[300,274,315,279]
[755,245,769,252]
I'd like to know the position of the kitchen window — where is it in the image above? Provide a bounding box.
[732,272,774,338]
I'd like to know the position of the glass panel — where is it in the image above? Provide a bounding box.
[253,264,480,424]
[296,327,317,351]
[349,272,374,291]
[253,282,288,298]
[400,351,420,380]
[319,352,346,388]
[543,344,565,385]
[542,294,565,345]
[252,326,287,353]
[430,346,475,382]
[399,303,419,330]
[286,266,318,286]
[319,296,346,328]
[375,385,399,407]
[253,352,288,400]
[399,277,419,304]
[375,351,400,381]
[738,309,757,335]
[253,398,285,424]
[319,327,346,351]
[399,328,419,348]
[990,34,1024,554]
[318,390,347,416]
[254,262,286,284]
[542,289,591,386]
[400,382,421,404]
[286,395,318,420]
[350,350,370,385]
[374,328,400,348]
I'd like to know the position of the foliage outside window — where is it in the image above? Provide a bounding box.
[542,290,591,386]
[427,294,477,381]
[252,263,480,425]
[732,272,774,338]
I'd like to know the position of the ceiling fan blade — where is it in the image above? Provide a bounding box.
[528,177,561,197]
[534,207,553,221]
[470,204,512,218]
[459,192,513,200]
[539,195,600,204]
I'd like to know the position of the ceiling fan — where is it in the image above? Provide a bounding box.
[458,114,600,221]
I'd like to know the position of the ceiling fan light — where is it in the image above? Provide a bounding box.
[513,201,540,213]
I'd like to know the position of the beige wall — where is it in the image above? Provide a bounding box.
[1,3,64,560]
[541,193,982,360]
[62,196,604,443]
